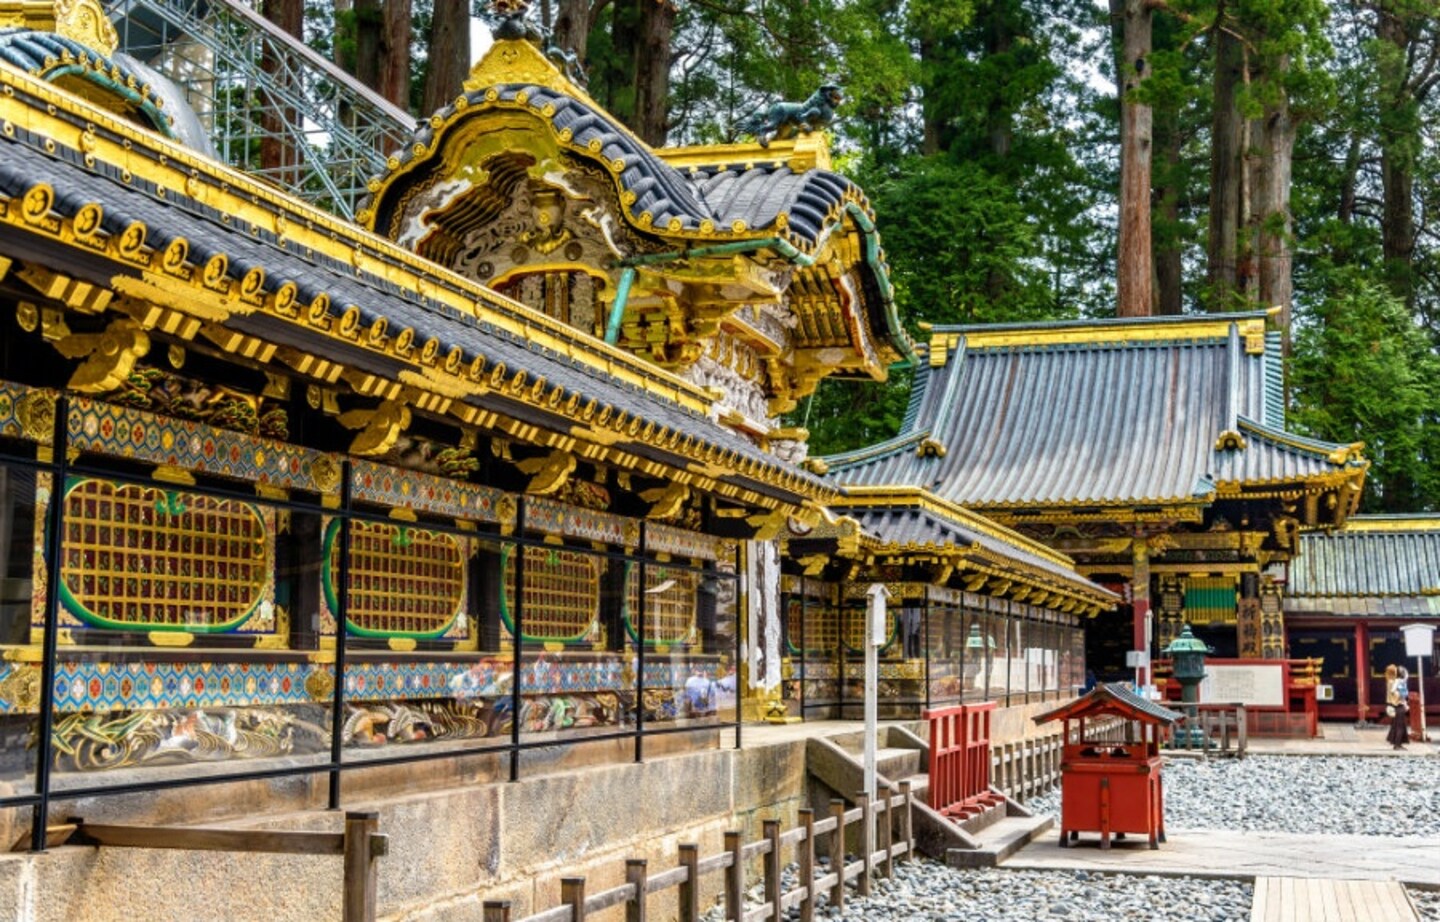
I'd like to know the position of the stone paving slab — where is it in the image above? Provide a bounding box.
[1005,828,1440,887]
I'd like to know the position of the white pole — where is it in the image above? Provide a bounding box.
[863,584,891,802]
[1416,655,1428,743]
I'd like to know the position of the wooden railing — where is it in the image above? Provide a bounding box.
[480,783,915,922]
[923,702,995,817]
[990,728,1064,803]
[69,812,387,921]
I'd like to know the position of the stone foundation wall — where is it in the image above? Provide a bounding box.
[0,732,807,922]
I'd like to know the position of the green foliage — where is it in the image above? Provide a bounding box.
[1289,271,1440,512]
[867,156,1073,327]
[796,368,914,458]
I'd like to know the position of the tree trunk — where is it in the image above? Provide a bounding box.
[1153,104,1183,315]
[919,36,942,155]
[1248,95,1295,335]
[553,0,594,66]
[1207,22,1244,309]
[1113,0,1153,317]
[353,0,381,91]
[421,0,470,117]
[985,9,1014,159]
[632,0,674,144]
[380,0,412,111]
[260,0,303,184]
[1377,3,1417,308]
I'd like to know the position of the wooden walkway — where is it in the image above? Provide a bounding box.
[1251,877,1420,922]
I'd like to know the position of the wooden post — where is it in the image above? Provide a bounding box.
[562,877,587,922]
[724,830,743,922]
[763,819,781,922]
[798,809,815,922]
[857,791,873,897]
[877,784,892,878]
[898,781,913,862]
[828,799,845,912]
[1237,704,1248,756]
[482,902,511,922]
[343,811,381,922]
[626,859,648,922]
[678,844,699,922]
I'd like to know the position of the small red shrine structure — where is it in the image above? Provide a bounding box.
[1034,684,1183,850]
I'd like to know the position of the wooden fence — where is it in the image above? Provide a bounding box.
[481,783,915,922]
[990,728,1064,803]
[68,812,387,922]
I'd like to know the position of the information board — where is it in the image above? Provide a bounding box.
[1198,663,1285,707]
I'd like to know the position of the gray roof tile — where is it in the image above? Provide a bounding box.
[1289,518,1440,599]
[822,314,1364,508]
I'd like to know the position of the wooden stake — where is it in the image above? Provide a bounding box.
[626,859,647,922]
[828,799,845,912]
[798,809,815,922]
[898,781,914,861]
[562,877,586,922]
[724,830,743,922]
[678,844,699,922]
[343,811,381,922]
[877,785,892,878]
[763,819,781,922]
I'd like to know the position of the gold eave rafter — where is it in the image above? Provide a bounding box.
[1340,516,1440,534]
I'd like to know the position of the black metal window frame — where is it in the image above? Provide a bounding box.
[0,398,744,849]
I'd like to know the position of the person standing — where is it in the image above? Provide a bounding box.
[1386,664,1410,750]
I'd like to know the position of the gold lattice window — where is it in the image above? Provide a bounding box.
[843,605,896,652]
[626,565,696,645]
[326,520,466,638]
[788,595,841,654]
[58,478,270,632]
[502,544,600,641]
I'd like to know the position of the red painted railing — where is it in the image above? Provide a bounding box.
[922,701,998,818]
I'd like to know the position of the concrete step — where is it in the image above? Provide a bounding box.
[874,747,923,781]
[946,814,1055,869]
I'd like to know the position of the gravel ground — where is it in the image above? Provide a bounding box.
[1026,754,1440,837]
[1412,888,1440,921]
[703,861,1253,922]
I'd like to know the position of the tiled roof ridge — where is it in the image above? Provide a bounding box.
[931,309,1274,336]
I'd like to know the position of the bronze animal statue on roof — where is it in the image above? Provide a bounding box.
[740,84,843,148]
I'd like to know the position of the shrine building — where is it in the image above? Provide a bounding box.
[1285,515,1440,722]
[814,313,1372,687]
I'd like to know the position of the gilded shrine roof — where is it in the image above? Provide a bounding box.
[0,53,834,510]
[359,39,915,389]
[817,313,1368,518]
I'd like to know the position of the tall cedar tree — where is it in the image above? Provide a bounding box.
[1112,0,1154,316]
[261,0,303,179]
[422,0,471,117]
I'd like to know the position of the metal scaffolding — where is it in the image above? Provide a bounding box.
[105,0,416,220]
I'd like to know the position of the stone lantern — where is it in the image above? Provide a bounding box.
[1163,624,1211,748]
